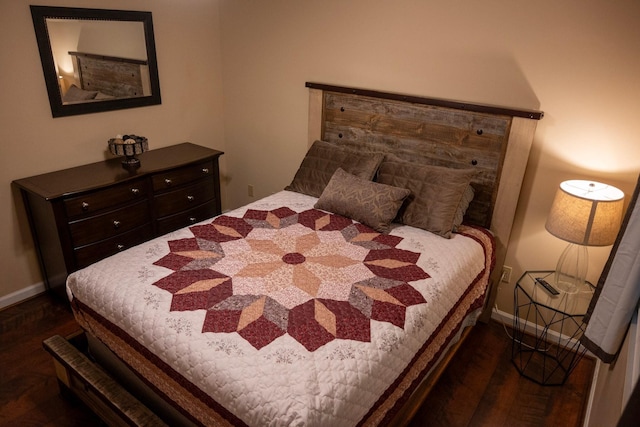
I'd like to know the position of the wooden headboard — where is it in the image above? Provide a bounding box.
[70,51,149,98]
[306,82,543,320]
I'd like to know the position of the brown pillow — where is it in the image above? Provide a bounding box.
[62,84,98,103]
[453,185,475,231]
[285,140,384,198]
[315,168,410,233]
[377,155,475,238]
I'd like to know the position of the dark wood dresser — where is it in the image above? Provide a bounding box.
[13,142,223,302]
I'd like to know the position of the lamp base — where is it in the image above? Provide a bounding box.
[554,243,588,294]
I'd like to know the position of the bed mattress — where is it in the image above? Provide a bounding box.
[67,190,494,426]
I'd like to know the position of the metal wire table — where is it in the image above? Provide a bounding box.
[512,270,594,385]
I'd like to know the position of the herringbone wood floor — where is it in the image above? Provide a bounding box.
[0,293,595,426]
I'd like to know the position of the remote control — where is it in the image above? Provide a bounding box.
[535,277,560,295]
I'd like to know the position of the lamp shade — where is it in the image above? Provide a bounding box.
[546,180,625,247]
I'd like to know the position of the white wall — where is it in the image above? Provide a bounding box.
[2,0,637,422]
[217,4,640,423]
[217,0,640,316]
[4,0,636,315]
[0,0,226,305]
[2,0,637,326]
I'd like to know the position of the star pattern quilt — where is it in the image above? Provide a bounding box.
[67,191,494,426]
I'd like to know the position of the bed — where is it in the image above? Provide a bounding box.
[44,83,543,426]
[61,51,150,103]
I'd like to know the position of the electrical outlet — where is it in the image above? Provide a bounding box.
[248,184,254,197]
[501,266,512,283]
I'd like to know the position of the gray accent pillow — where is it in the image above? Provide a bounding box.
[285,140,384,198]
[377,155,476,238]
[315,168,410,233]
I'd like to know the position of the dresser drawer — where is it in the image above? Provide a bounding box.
[74,224,154,269]
[154,179,215,218]
[69,200,150,247]
[152,161,214,192]
[13,142,223,303]
[64,179,148,218]
[156,201,219,236]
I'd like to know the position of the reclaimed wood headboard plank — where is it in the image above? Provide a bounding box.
[321,90,512,229]
[71,51,146,98]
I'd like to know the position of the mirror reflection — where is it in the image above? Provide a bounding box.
[31,6,161,118]
[47,19,150,103]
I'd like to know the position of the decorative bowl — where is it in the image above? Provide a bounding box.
[108,135,148,170]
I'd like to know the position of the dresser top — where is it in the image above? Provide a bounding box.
[13,142,223,200]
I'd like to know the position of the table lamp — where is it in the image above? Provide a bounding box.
[545,180,625,293]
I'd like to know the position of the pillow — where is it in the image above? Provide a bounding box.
[315,168,410,233]
[452,185,475,231]
[94,92,115,100]
[62,84,98,103]
[376,155,476,238]
[285,140,384,198]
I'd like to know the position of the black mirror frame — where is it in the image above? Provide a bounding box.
[30,5,162,118]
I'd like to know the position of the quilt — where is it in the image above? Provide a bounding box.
[67,191,494,426]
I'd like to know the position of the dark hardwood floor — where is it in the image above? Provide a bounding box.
[410,318,595,427]
[0,293,595,426]
[0,293,103,426]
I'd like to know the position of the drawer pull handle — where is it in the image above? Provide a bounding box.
[81,202,89,211]
[202,168,210,174]
[164,178,172,186]
[187,195,195,202]
[189,217,197,223]
[131,188,140,196]
[117,244,125,251]
[113,220,121,229]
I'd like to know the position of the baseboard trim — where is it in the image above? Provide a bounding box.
[582,358,600,427]
[490,306,590,352]
[0,282,46,310]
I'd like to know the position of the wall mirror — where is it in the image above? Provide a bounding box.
[30,6,161,118]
